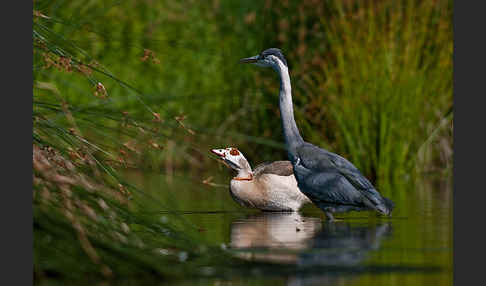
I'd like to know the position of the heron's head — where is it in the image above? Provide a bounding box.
[210,147,251,172]
[240,48,287,70]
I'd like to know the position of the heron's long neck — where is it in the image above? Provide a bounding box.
[276,64,303,157]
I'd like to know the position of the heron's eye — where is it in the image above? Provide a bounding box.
[230,148,239,156]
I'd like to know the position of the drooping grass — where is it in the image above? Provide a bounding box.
[33,5,238,283]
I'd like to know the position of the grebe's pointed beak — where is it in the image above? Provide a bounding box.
[239,55,259,64]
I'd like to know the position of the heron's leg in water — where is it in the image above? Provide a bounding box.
[324,207,336,222]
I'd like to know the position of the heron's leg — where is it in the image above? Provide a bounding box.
[324,207,336,222]
[325,212,335,221]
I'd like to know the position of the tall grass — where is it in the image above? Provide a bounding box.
[237,0,453,191]
[314,1,452,189]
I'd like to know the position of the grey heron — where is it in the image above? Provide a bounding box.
[211,147,311,211]
[240,48,394,221]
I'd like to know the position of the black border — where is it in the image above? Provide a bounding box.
[3,0,33,284]
[454,1,485,285]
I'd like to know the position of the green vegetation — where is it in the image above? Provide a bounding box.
[33,0,452,284]
[246,0,453,191]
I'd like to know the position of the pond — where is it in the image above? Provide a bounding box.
[124,170,452,286]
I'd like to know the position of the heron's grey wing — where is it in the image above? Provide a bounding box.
[293,164,364,206]
[254,161,294,177]
[324,152,386,206]
[296,143,383,206]
[325,152,374,189]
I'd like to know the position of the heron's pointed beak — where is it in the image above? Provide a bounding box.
[239,55,259,64]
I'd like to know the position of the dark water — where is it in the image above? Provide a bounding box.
[125,171,452,286]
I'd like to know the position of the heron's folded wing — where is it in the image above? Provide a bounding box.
[303,171,363,205]
[325,152,385,206]
[297,143,382,206]
[325,153,374,189]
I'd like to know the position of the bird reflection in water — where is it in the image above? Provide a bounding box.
[230,212,322,263]
[230,212,392,269]
[290,222,392,286]
[298,222,392,267]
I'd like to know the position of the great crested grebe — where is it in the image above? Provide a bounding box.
[210,147,310,212]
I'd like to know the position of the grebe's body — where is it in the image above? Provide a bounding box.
[211,148,310,212]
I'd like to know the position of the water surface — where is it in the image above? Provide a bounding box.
[125,170,452,286]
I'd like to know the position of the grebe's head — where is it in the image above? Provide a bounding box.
[239,48,287,70]
[210,147,251,172]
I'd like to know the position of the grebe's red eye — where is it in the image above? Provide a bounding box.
[229,148,239,156]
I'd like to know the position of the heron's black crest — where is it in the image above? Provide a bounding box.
[260,48,288,67]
